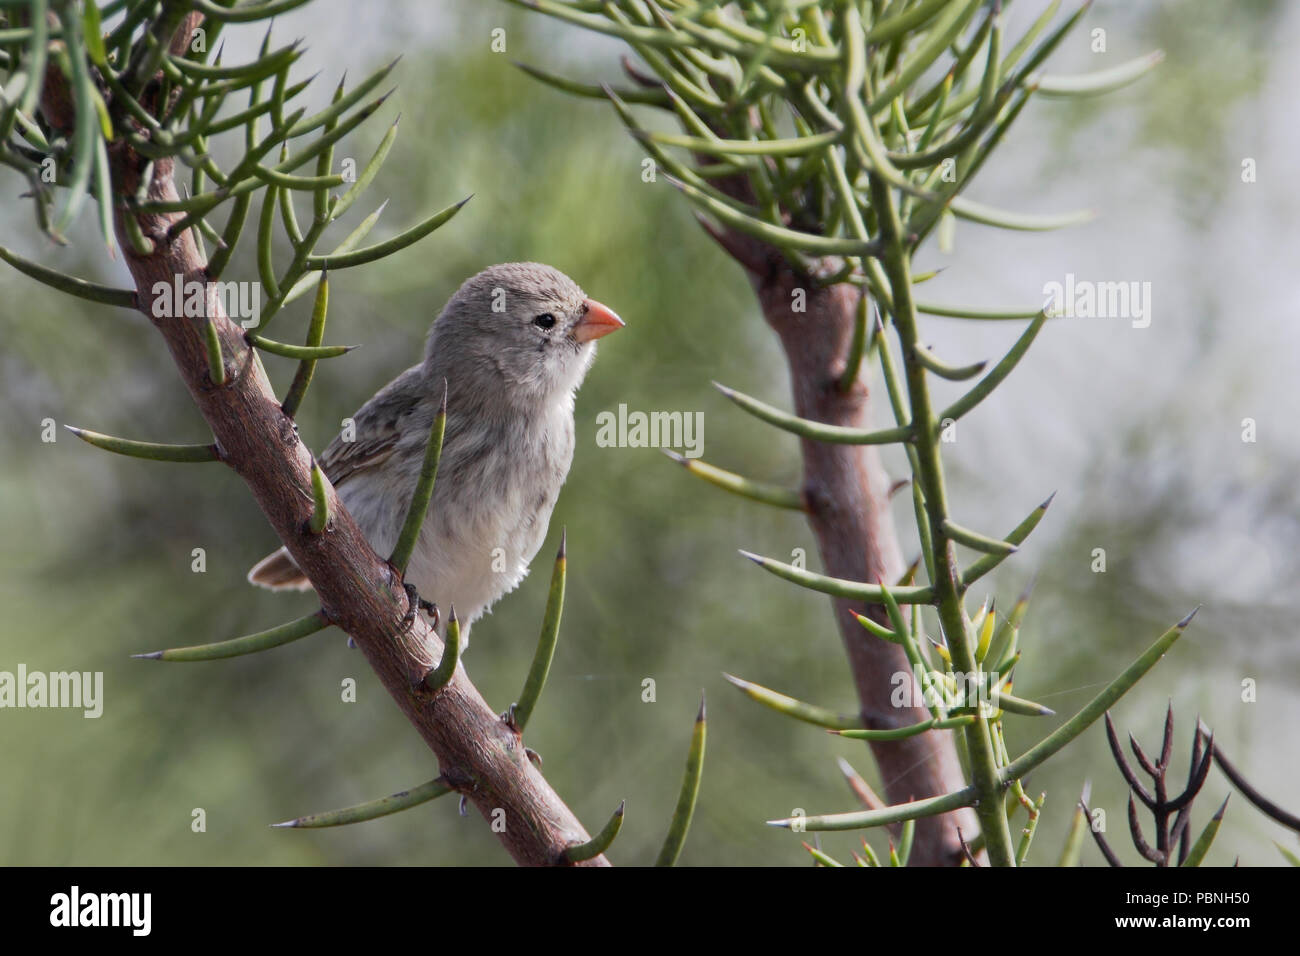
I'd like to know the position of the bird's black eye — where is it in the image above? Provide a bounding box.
[533,313,556,330]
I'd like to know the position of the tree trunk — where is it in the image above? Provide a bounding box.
[754,265,977,866]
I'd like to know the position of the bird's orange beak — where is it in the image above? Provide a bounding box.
[572,298,625,343]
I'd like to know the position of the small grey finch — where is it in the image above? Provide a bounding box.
[247,262,624,646]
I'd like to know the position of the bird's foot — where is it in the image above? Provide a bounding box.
[384,561,438,636]
[398,581,439,634]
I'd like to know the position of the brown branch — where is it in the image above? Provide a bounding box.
[42,16,605,868]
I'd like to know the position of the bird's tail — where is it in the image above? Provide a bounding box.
[247,547,314,591]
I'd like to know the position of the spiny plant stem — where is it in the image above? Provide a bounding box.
[869,170,1014,866]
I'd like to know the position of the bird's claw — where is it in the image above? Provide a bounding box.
[399,581,439,633]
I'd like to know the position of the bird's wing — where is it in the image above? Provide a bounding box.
[248,364,428,592]
[316,363,426,488]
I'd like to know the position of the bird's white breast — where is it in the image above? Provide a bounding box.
[356,399,575,632]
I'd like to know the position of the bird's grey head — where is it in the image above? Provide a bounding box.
[425,262,623,407]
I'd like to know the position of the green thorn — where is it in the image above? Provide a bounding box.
[938,310,1049,425]
[1180,795,1229,867]
[662,449,804,510]
[65,426,220,463]
[193,0,316,25]
[0,246,136,308]
[249,334,356,360]
[851,609,902,644]
[565,800,625,863]
[837,289,870,393]
[1034,51,1164,98]
[281,273,330,420]
[390,379,446,574]
[833,714,976,741]
[914,300,1047,321]
[283,202,388,306]
[942,518,1018,556]
[304,195,472,270]
[913,342,987,381]
[973,599,996,662]
[867,0,959,44]
[879,580,947,720]
[867,0,982,114]
[256,184,281,301]
[1014,792,1046,866]
[636,126,843,158]
[654,693,707,867]
[169,39,302,82]
[857,838,880,867]
[768,788,977,832]
[803,842,845,867]
[309,457,331,533]
[92,135,116,255]
[512,59,672,107]
[950,196,1096,232]
[251,164,346,192]
[271,776,453,828]
[988,689,1055,718]
[510,530,566,733]
[331,114,399,221]
[423,605,461,691]
[1000,610,1197,783]
[134,610,328,662]
[714,381,912,445]
[204,318,227,386]
[723,672,863,731]
[207,192,252,280]
[960,493,1055,589]
[282,56,399,139]
[53,2,97,236]
[985,578,1033,668]
[738,548,933,604]
[666,175,883,258]
[898,817,916,867]
[1058,783,1091,867]
[15,0,48,122]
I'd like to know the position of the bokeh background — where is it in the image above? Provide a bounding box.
[1,0,1296,866]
